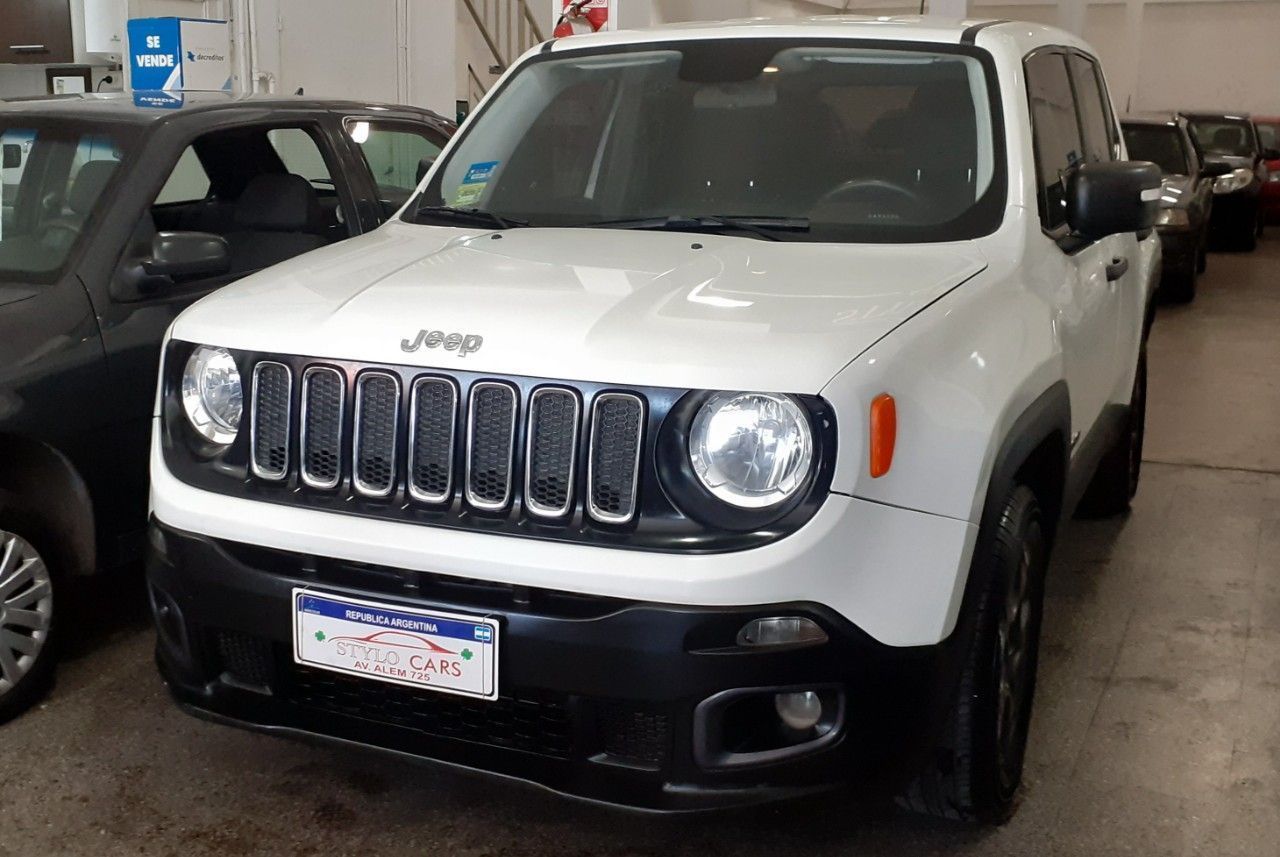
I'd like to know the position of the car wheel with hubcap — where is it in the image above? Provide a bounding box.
[0,523,57,722]
[898,484,1047,824]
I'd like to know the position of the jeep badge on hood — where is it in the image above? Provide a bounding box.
[401,329,484,357]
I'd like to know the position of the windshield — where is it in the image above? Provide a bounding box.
[1122,124,1190,175]
[414,40,1005,243]
[1188,117,1256,158]
[0,124,126,283]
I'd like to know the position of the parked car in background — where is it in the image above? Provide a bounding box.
[1182,111,1268,250]
[148,19,1160,823]
[1254,116,1280,223]
[0,92,453,721]
[1122,114,1218,302]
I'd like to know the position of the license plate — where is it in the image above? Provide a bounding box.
[292,589,499,700]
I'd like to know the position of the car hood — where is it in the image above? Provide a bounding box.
[173,222,988,393]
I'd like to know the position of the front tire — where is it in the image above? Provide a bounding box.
[0,518,59,723]
[898,485,1047,824]
[1163,265,1197,304]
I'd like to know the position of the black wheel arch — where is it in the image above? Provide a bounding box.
[0,433,97,577]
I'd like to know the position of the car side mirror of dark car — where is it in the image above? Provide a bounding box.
[416,156,435,184]
[142,231,230,279]
[1201,158,1234,178]
[1066,161,1162,242]
[1,144,20,169]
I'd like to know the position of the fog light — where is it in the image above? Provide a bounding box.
[775,691,823,731]
[737,616,827,648]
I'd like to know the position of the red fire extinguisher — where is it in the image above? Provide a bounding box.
[554,0,608,38]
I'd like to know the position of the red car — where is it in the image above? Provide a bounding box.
[1258,117,1280,223]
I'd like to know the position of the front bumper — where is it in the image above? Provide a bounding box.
[147,520,962,811]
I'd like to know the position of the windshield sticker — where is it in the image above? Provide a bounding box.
[452,161,500,207]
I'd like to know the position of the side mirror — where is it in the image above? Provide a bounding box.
[1201,158,1234,178]
[2,143,21,169]
[422,156,442,185]
[142,231,230,278]
[1067,161,1161,241]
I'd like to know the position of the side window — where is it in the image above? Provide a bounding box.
[1025,51,1083,231]
[345,119,447,214]
[267,127,333,187]
[1068,55,1116,163]
[154,146,211,205]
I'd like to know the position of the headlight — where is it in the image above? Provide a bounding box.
[689,392,814,508]
[1214,168,1254,194]
[181,345,242,444]
[1155,208,1190,228]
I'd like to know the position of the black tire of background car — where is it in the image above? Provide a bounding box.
[1197,235,1208,275]
[1240,206,1260,252]
[1076,347,1147,518]
[0,506,61,724]
[1164,266,1197,304]
[896,485,1047,824]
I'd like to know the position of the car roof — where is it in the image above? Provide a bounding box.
[1179,110,1253,121]
[540,15,1091,55]
[1121,113,1183,127]
[0,91,448,126]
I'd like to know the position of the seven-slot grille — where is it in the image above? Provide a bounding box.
[248,363,645,524]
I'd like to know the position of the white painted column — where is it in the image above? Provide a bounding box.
[408,0,456,116]
[926,0,968,18]
[1056,0,1087,35]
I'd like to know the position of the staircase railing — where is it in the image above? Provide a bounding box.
[460,0,547,80]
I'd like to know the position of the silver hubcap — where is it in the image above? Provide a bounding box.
[0,530,53,695]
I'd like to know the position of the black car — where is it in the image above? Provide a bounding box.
[1181,111,1269,251]
[1121,113,1218,302]
[0,92,453,719]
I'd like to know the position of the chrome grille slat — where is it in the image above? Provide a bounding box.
[587,393,645,524]
[524,387,580,518]
[250,362,292,481]
[465,382,518,511]
[408,377,459,504]
[352,371,400,498]
[300,367,344,490]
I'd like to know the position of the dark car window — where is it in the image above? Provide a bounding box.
[1025,51,1083,231]
[1122,124,1191,176]
[1068,55,1115,163]
[1258,122,1279,151]
[416,40,1006,243]
[1189,118,1257,157]
[345,119,449,215]
[0,124,125,283]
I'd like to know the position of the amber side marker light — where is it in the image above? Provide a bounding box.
[869,394,897,478]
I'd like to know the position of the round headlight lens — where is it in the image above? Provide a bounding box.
[689,392,814,508]
[181,345,242,445]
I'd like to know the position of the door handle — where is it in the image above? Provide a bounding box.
[1106,257,1129,281]
[9,45,47,51]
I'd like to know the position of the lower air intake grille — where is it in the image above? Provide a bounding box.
[251,362,292,480]
[588,394,645,523]
[216,630,274,687]
[353,372,400,497]
[286,665,573,760]
[597,702,670,768]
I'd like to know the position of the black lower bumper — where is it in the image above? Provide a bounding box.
[146,520,960,811]
[1156,227,1200,276]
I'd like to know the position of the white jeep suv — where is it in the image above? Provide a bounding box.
[148,17,1160,822]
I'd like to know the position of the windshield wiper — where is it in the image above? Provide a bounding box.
[412,205,528,230]
[587,214,810,242]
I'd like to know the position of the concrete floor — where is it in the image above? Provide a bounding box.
[4,238,1280,857]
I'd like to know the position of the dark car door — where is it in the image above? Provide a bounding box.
[74,109,369,542]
